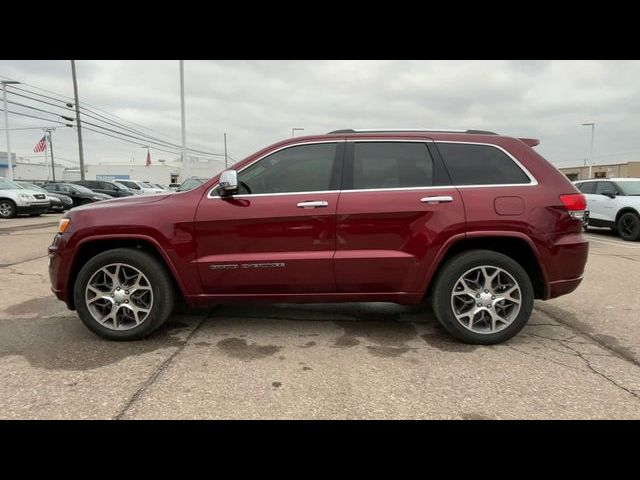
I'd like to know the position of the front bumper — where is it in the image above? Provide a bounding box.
[17,202,51,215]
[48,232,75,310]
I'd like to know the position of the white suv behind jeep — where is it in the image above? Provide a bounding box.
[575,178,640,241]
[0,177,51,219]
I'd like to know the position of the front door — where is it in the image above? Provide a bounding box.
[334,140,465,293]
[194,141,344,295]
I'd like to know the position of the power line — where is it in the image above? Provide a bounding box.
[3,74,222,154]
[0,107,70,126]
[3,97,224,158]
[5,84,224,157]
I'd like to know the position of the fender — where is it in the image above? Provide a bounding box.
[71,233,190,298]
[419,230,550,296]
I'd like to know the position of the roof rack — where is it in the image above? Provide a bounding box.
[327,128,499,135]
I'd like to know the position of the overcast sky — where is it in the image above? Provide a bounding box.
[1,60,639,172]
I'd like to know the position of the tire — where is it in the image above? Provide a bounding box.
[73,248,176,341]
[616,212,640,241]
[80,199,92,206]
[0,199,17,219]
[431,250,534,345]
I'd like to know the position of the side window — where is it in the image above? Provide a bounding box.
[595,181,615,195]
[577,182,596,194]
[348,142,434,190]
[237,143,338,195]
[437,143,531,185]
[101,182,114,190]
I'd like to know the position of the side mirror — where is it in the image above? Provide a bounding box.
[219,170,238,196]
[601,191,616,199]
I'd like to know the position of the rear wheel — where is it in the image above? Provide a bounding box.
[617,212,640,241]
[0,199,17,219]
[73,248,176,340]
[432,250,534,344]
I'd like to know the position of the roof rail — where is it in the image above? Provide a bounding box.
[327,128,499,135]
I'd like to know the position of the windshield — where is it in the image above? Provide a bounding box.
[177,178,205,192]
[118,181,140,190]
[0,178,22,190]
[618,181,640,195]
[17,182,46,193]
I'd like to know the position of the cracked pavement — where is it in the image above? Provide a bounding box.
[0,215,639,419]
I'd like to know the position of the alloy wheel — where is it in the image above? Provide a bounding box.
[0,201,14,218]
[450,265,522,334]
[85,263,153,331]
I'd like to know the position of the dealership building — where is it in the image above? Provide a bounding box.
[1,152,225,185]
[558,161,640,181]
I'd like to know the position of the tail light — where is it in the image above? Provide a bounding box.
[559,193,586,220]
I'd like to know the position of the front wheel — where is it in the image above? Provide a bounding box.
[431,250,534,344]
[617,212,640,241]
[0,199,17,219]
[73,248,176,340]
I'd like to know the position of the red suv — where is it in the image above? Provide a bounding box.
[48,129,588,344]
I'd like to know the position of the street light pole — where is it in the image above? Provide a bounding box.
[71,60,86,180]
[1,80,20,180]
[180,60,187,178]
[582,122,595,179]
[292,127,304,137]
[224,133,228,168]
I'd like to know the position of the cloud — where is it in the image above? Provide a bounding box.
[1,60,639,170]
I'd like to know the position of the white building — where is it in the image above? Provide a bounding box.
[2,152,226,186]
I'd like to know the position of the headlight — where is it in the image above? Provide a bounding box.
[18,193,31,199]
[92,196,102,200]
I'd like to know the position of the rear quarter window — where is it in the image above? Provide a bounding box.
[436,143,531,185]
[576,182,596,194]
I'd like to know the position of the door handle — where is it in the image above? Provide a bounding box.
[297,201,329,208]
[420,196,453,204]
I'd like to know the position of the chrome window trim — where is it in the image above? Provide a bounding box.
[206,138,538,200]
[207,139,342,199]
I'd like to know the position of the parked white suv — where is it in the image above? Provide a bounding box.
[114,179,164,195]
[575,178,640,241]
[0,177,51,219]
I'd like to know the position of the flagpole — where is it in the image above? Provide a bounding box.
[43,130,49,181]
[46,129,56,182]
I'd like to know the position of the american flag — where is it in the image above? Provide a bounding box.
[34,135,47,153]
[145,150,152,167]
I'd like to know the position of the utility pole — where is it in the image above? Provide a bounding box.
[71,60,86,180]
[45,128,56,182]
[180,60,187,178]
[224,133,228,168]
[1,80,20,180]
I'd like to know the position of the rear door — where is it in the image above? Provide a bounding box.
[194,141,344,295]
[334,139,465,293]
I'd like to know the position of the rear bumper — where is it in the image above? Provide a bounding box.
[547,277,583,299]
[542,232,589,299]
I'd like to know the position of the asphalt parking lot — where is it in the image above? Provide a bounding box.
[0,214,639,419]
